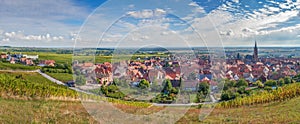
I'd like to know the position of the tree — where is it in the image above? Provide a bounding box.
[237,86,250,95]
[163,79,173,94]
[138,79,150,89]
[221,91,236,101]
[256,80,264,88]
[292,74,300,82]
[278,78,285,86]
[284,76,292,84]
[235,79,248,87]
[264,80,277,87]
[222,79,236,91]
[198,82,209,95]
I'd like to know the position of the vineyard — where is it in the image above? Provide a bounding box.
[0,62,39,70]
[217,82,300,108]
[0,72,78,100]
[0,71,151,108]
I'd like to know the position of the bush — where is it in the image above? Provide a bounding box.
[265,80,277,87]
[235,79,248,87]
[284,76,292,84]
[277,78,285,86]
[198,82,209,95]
[256,80,264,88]
[221,91,236,101]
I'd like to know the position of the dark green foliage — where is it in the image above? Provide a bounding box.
[221,91,236,101]
[235,79,248,87]
[163,79,173,93]
[41,64,72,74]
[284,76,292,84]
[151,79,179,103]
[237,86,250,95]
[222,79,236,91]
[198,82,209,95]
[264,80,277,87]
[101,84,125,99]
[138,79,150,89]
[278,78,285,86]
[292,74,300,82]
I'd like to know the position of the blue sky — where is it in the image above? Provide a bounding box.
[0,0,299,47]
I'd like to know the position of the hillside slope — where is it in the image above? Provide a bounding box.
[0,96,299,123]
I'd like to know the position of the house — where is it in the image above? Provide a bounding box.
[0,53,7,59]
[23,54,39,60]
[39,60,56,66]
[10,58,15,64]
[25,59,34,65]
[95,63,113,85]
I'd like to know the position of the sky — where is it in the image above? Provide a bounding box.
[0,0,299,48]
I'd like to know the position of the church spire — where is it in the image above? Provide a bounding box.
[253,40,258,62]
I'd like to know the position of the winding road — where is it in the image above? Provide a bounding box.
[1,69,218,106]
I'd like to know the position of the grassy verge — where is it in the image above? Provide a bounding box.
[45,72,73,82]
[0,62,39,70]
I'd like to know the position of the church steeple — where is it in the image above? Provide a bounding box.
[253,40,258,62]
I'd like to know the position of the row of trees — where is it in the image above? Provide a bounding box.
[220,79,250,101]
[41,63,72,74]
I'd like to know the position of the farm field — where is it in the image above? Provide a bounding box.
[0,95,300,123]
[45,72,73,82]
[0,62,39,70]
[0,71,300,123]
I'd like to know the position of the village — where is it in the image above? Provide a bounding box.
[73,42,300,94]
[0,52,56,67]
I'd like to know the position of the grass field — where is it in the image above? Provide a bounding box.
[1,95,300,123]
[18,52,169,64]
[45,72,73,82]
[0,72,300,123]
[0,71,56,84]
[0,62,39,70]
[0,98,96,123]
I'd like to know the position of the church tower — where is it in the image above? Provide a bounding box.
[253,41,258,62]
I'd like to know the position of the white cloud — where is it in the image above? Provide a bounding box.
[127,9,166,18]
[128,4,135,9]
[0,0,91,46]
[188,2,198,7]
[1,38,10,42]
[1,31,65,41]
[232,0,239,3]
